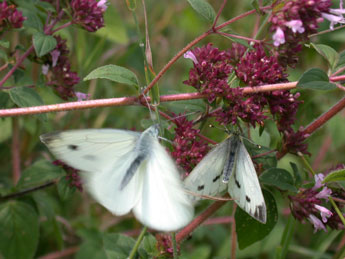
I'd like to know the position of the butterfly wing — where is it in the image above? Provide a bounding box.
[133,138,194,232]
[40,129,140,173]
[228,138,267,223]
[40,129,142,215]
[183,138,230,201]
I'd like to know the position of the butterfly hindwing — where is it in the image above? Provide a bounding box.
[133,138,194,232]
[228,137,267,223]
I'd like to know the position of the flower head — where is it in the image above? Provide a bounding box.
[71,0,106,32]
[273,27,285,47]
[53,160,83,191]
[0,1,26,31]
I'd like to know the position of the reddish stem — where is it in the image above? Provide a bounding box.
[176,200,227,243]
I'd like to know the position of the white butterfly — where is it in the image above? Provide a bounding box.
[184,134,266,223]
[40,124,194,232]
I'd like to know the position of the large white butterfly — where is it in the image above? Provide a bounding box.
[184,134,266,223]
[40,124,194,232]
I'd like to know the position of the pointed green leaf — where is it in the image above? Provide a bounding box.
[84,64,139,87]
[236,190,278,250]
[9,86,47,121]
[16,160,64,189]
[297,68,337,90]
[311,43,339,71]
[33,32,57,57]
[0,201,39,259]
[187,0,216,22]
[260,168,297,192]
[323,169,345,183]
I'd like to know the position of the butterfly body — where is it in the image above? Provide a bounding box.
[40,125,194,231]
[184,134,267,223]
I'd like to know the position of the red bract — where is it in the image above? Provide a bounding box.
[71,0,106,32]
[0,1,25,32]
[171,115,209,173]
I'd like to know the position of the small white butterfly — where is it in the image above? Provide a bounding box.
[184,134,266,223]
[40,124,194,232]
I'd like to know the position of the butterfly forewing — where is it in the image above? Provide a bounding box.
[228,137,267,223]
[40,129,140,173]
[184,138,230,201]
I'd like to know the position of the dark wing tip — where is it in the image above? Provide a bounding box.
[253,204,267,224]
[40,132,61,144]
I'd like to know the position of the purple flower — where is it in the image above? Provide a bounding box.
[42,64,49,75]
[308,214,327,232]
[313,173,325,189]
[97,0,108,11]
[315,187,332,200]
[321,12,345,30]
[285,20,305,33]
[184,51,198,64]
[50,50,60,67]
[75,92,91,101]
[314,204,333,223]
[273,27,285,46]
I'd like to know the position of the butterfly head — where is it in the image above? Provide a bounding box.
[147,124,160,137]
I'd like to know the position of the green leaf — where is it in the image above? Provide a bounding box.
[20,9,43,32]
[76,231,136,259]
[0,201,39,259]
[138,234,159,258]
[323,169,345,183]
[9,86,47,121]
[335,50,345,71]
[187,0,216,22]
[290,162,302,187]
[84,64,139,87]
[16,160,64,189]
[57,177,76,201]
[0,40,9,48]
[0,91,10,109]
[33,32,57,57]
[236,190,278,250]
[260,168,297,192]
[103,233,136,258]
[297,68,337,90]
[95,5,129,44]
[311,43,339,71]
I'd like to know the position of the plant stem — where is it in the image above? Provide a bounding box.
[298,152,316,176]
[11,117,21,184]
[171,232,178,259]
[329,197,345,226]
[128,226,147,259]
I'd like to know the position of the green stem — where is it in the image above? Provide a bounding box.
[171,232,178,259]
[329,197,345,226]
[298,152,316,176]
[128,226,147,259]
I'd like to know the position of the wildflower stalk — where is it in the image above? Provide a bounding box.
[329,197,345,226]
[171,232,178,259]
[128,226,147,259]
[297,152,316,176]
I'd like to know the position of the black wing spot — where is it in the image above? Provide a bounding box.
[246,196,251,202]
[235,178,241,188]
[68,144,79,150]
[197,185,204,191]
[83,154,96,161]
[212,174,221,182]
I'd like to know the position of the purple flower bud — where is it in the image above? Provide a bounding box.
[97,0,108,11]
[184,51,199,64]
[75,92,91,101]
[313,173,325,189]
[285,20,305,33]
[50,50,60,67]
[273,27,285,46]
[42,64,49,75]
